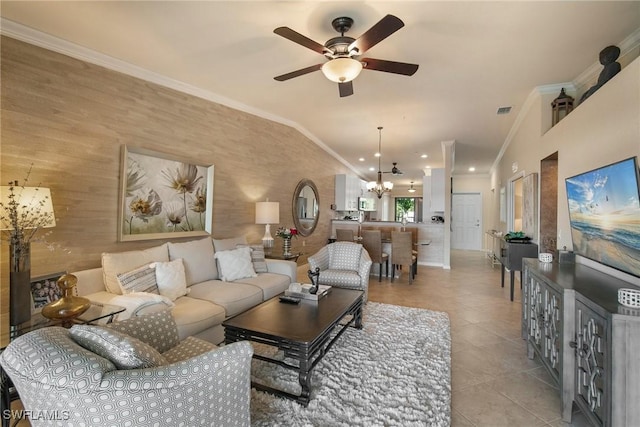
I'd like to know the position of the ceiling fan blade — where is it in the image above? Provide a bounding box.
[362,58,419,76]
[383,163,404,175]
[339,81,354,97]
[348,14,404,54]
[274,27,328,55]
[274,64,323,81]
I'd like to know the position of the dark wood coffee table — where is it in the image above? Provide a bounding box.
[222,287,364,406]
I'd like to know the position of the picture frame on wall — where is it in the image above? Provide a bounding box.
[119,146,214,241]
[30,271,66,314]
[522,173,538,239]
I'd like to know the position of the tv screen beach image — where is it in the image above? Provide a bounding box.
[566,158,640,278]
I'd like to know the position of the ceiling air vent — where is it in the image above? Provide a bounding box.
[496,106,512,115]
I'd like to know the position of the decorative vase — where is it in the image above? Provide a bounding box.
[42,274,91,326]
[282,238,292,257]
[9,242,32,326]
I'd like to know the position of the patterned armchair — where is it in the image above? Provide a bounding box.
[0,311,253,427]
[308,241,372,301]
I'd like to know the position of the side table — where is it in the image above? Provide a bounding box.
[264,252,302,263]
[1,303,125,427]
[499,239,538,301]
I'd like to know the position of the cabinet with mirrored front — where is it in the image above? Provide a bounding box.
[522,259,640,427]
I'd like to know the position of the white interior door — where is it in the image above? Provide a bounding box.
[451,193,482,250]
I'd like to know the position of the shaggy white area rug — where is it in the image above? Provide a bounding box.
[249,302,451,426]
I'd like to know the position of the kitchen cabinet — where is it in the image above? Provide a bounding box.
[335,174,361,211]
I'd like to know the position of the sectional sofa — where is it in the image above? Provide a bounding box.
[72,236,297,344]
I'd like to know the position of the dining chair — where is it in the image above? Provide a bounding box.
[336,228,355,241]
[391,231,418,284]
[406,227,419,261]
[361,230,389,282]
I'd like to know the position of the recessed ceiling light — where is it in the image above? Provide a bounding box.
[359,157,365,162]
[468,167,476,172]
[425,165,431,169]
[374,152,381,158]
[369,167,375,171]
[421,154,428,158]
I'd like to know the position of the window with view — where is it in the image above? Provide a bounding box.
[395,197,422,222]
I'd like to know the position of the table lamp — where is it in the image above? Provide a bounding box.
[255,200,279,249]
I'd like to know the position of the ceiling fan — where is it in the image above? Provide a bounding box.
[383,162,404,175]
[273,14,419,97]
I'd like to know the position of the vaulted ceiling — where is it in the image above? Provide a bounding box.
[2,1,639,192]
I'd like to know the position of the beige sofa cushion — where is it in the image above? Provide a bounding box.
[102,244,169,294]
[188,280,263,317]
[234,273,291,300]
[212,236,247,252]
[168,237,217,285]
[171,297,226,340]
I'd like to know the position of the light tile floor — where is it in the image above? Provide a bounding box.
[299,249,592,426]
[365,250,590,426]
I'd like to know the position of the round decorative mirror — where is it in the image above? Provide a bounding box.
[292,179,319,237]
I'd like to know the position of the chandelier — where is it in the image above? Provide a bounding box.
[366,127,393,198]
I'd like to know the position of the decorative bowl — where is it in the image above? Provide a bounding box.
[538,253,553,263]
[618,288,640,308]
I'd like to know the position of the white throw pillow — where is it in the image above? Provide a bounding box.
[214,247,257,282]
[152,259,188,301]
[168,237,217,285]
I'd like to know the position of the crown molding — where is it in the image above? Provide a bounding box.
[573,27,640,91]
[0,18,361,177]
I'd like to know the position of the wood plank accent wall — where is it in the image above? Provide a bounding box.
[0,37,353,344]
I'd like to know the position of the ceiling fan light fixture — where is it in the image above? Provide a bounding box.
[321,57,363,83]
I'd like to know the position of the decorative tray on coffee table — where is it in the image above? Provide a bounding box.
[284,284,332,301]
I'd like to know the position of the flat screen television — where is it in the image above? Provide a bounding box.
[565,157,640,279]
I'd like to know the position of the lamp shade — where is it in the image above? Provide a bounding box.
[255,201,279,224]
[0,186,56,230]
[321,58,363,83]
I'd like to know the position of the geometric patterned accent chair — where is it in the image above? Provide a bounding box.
[308,241,372,301]
[0,311,253,427]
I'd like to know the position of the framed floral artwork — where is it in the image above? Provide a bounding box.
[31,271,66,314]
[118,146,214,241]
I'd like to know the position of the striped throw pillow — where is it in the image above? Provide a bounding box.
[237,244,268,273]
[116,264,160,294]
